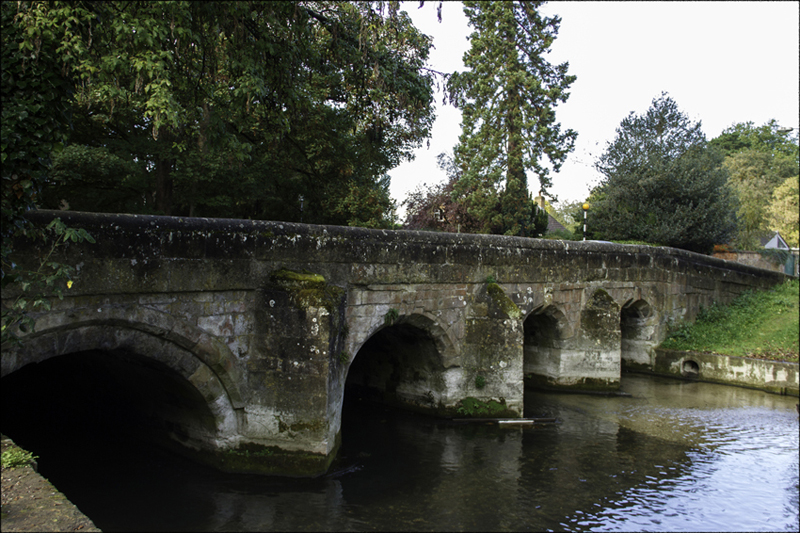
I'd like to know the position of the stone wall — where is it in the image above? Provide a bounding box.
[653,349,799,396]
[712,251,785,273]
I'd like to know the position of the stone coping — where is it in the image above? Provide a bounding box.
[22,210,793,282]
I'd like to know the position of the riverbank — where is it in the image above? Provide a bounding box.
[659,278,799,363]
[1,435,100,532]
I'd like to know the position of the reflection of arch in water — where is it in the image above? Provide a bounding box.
[345,312,458,414]
[523,305,569,383]
[3,308,243,450]
[620,299,656,367]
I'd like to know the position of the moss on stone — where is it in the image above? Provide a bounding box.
[452,396,518,418]
[270,268,344,313]
[271,268,326,286]
[182,440,338,477]
[487,283,521,319]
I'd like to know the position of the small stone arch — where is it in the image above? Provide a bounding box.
[522,304,569,386]
[1,305,245,439]
[620,298,657,367]
[523,304,570,339]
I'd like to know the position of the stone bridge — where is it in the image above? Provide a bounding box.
[1,210,789,476]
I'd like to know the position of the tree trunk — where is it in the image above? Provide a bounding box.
[155,156,174,216]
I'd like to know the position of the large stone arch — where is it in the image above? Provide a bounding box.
[1,305,245,441]
[348,310,460,369]
[343,311,460,414]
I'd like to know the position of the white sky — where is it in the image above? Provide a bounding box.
[388,1,800,217]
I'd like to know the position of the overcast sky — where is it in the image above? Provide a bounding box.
[388,1,800,217]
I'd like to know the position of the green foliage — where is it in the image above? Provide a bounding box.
[1,218,94,345]
[383,308,399,326]
[1,448,38,469]
[2,2,95,346]
[768,176,799,247]
[474,375,486,389]
[723,150,798,249]
[447,1,576,236]
[547,199,583,234]
[709,119,799,164]
[712,121,799,250]
[456,397,506,417]
[660,279,799,362]
[589,93,737,254]
[9,1,437,227]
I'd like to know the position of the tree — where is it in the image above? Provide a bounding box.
[768,176,799,247]
[2,1,94,345]
[709,119,799,163]
[723,150,797,249]
[13,1,436,226]
[589,93,737,254]
[403,153,482,233]
[446,1,576,236]
[710,121,799,249]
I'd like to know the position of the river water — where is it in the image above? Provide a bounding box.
[3,373,798,532]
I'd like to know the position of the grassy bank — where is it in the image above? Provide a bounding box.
[660,278,799,363]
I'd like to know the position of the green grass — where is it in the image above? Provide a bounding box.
[2,448,37,469]
[660,278,799,363]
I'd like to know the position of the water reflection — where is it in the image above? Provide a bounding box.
[2,373,797,532]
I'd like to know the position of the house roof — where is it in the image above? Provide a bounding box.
[546,215,567,233]
[760,231,790,249]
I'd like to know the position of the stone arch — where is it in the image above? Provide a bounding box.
[2,305,245,440]
[522,304,569,386]
[620,298,657,367]
[348,310,459,369]
[343,311,458,415]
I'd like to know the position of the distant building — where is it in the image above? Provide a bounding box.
[760,231,790,250]
[534,192,569,236]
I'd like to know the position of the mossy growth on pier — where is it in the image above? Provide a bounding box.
[270,268,344,313]
[487,282,521,319]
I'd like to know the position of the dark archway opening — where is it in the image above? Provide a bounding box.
[335,321,446,484]
[523,308,563,391]
[620,300,653,368]
[345,322,444,414]
[1,350,228,530]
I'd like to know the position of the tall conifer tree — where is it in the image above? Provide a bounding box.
[447,1,576,236]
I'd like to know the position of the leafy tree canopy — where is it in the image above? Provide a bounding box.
[7,0,438,227]
[589,93,737,254]
[446,0,575,236]
[709,119,799,164]
[709,120,799,249]
[768,176,799,248]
